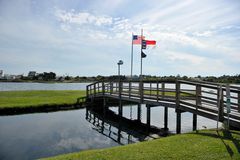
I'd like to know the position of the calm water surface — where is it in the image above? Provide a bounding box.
[0,109,119,160]
[0,106,219,160]
[0,82,89,91]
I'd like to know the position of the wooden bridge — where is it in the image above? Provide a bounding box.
[86,80,240,133]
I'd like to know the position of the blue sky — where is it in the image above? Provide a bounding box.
[0,0,240,76]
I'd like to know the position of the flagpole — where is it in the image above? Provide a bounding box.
[131,33,133,79]
[140,29,143,78]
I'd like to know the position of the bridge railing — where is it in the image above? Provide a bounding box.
[86,79,240,129]
[86,80,240,115]
[87,80,194,101]
[178,80,240,124]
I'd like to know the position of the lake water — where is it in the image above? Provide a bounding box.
[0,105,219,160]
[0,82,89,91]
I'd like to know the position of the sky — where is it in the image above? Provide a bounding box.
[0,0,240,77]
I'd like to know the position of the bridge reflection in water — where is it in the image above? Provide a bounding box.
[86,107,169,145]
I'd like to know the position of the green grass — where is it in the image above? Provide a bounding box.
[43,129,240,160]
[0,90,86,109]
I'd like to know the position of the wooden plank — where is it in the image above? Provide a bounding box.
[180,101,218,114]
[200,95,217,101]
[224,113,240,121]
[180,105,219,121]
[200,99,218,106]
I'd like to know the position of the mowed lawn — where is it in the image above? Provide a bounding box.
[43,129,240,160]
[0,90,86,109]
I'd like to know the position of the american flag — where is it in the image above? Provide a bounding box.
[132,35,145,45]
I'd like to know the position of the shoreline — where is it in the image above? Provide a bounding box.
[0,90,86,115]
[0,80,93,83]
[0,103,85,116]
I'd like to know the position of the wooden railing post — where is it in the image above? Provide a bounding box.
[97,83,99,93]
[94,83,96,96]
[193,84,201,131]
[118,81,123,116]
[110,82,113,94]
[176,81,180,108]
[86,86,89,97]
[140,81,143,103]
[217,85,224,122]
[162,83,165,97]
[129,81,131,98]
[119,81,122,98]
[196,84,202,106]
[102,82,105,95]
[150,82,152,96]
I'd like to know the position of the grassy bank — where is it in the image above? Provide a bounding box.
[0,90,86,109]
[43,129,240,160]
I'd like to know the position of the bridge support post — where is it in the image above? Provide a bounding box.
[118,81,123,117]
[193,114,197,131]
[103,98,106,117]
[119,100,123,117]
[137,103,141,122]
[176,109,181,134]
[164,106,168,130]
[103,98,108,117]
[146,104,151,127]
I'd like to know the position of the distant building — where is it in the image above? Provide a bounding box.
[0,70,3,78]
[28,71,36,78]
[4,74,15,80]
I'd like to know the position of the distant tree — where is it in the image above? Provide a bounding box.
[38,72,56,81]
[65,76,71,80]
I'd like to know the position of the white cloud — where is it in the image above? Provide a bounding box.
[165,51,205,65]
[158,32,206,48]
[1,0,239,76]
[193,31,213,37]
[55,9,113,27]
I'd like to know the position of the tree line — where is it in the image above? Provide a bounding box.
[1,73,240,84]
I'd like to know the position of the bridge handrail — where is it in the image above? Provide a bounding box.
[86,80,240,117]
